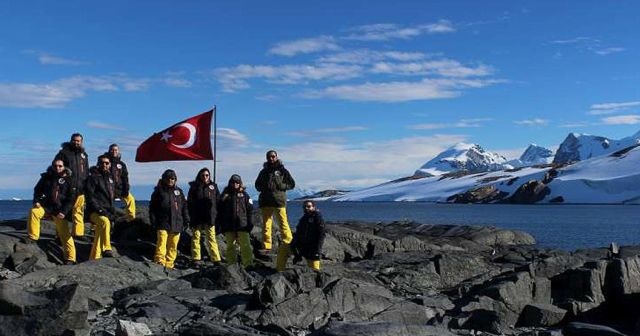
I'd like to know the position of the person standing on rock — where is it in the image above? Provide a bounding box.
[254,150,295,267]
[150,169,189,269]
[289,200,325,272]
[54,133,89,238]
[187,167,222,268]
[86,154,117,259]
[26,159,77,264]
[105,144,136,221]
[218,174,254,267]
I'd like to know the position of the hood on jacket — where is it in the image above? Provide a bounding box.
[263,160,283,169]
[61,141,85,153]
[45,166,72,177]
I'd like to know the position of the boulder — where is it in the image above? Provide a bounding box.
[563,322,627,336]
[518,303,567,327]
[313,321,458,336]
[116,319,153,336]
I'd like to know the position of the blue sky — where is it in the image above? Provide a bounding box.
[1,1,639,199]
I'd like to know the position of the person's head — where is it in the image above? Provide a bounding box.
[197,168,211,183]
[52,159,65,175]
[302,200,316,214]
[228,174,243,190]
[70,133,83,149]
[266,150,278,164]
[97,154,111,173]
[162,169,177,187]
[108,144,120,158]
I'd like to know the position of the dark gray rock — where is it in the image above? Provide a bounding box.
[518,303,567,327]
[563,322,627,336]
[116,319,152,336]
[313,321,458,336]
[506,180,550,204]
[447,185,509,204]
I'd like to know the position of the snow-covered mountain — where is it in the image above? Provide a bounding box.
[507,144,554,168]
[553,131,640,164]
[414,143,509,177]
[333,144,640,204]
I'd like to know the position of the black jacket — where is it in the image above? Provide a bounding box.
[187,180,219,228]
[105,152,130,197]
[55,142,89,194]
[32,166,74,217]
[254,160,295,208]
[150,182,189,233]
[292,211,326,260]
[85,166,116,218]
[216,186,254,234]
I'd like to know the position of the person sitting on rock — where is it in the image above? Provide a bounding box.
[217,174,254,268]
[150,169,189,269]
[26,159,77,265]
[290,200,325,272]
[187,167,222,268]
[86,154,117,259]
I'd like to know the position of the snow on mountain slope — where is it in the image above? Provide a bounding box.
[552,131,640,164]
[414,143,509,177]
[335,145,640,204]
[508,144,554,167]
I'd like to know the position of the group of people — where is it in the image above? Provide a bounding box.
[27,135,326,272]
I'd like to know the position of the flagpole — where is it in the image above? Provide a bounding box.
[213,105,217,185]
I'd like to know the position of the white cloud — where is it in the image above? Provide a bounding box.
[601,115,640,125]
[268,36,340,57]
[559,122,590,128]
[216,127,250,146]
[408,118,491,130]
[0,75,151,108]
[318,49,428,64]
[549,37,625,56]
[589,101,640,115]
[163,77,192,88]
[371,59,493,77]
[38,53,87,66]
[303,78,501,102]
[288,126,368,137]
[345,20,455,41]
[594,47,625,56]
[214,63,363,92]
[514,118,548,126]
[87,121,126,131]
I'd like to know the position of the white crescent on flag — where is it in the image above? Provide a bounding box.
[172,122,196,149]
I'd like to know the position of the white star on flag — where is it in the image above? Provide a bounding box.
[160,131,173,142]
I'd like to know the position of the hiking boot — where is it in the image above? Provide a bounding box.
[22,237,37,244]
[64,260,77,265]
[256,249,271,261]
[102,250,114,258]
[192,260,203,269]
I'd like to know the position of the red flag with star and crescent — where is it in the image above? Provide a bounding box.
[135,110,214,162]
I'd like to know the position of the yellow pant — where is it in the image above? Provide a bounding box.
[72,195,85,236]
[121,193,136,220]
[224,232,253,267]
[260,207,292,250]
[89,213,112,260]
[155,230,180,269]
[191,226,221,262]
[27,206,76,262]
[306,259,321,271]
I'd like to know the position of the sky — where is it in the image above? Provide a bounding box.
[1,0,639,199]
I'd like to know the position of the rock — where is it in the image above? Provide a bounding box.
[551,260,607,313]
[177,321,278,335]
[506,180,550,204]
[518,303,567,327]
[563,322,627,336]
[116,319,152,336]
[447,185,509,204]
[313,321,458,336]
[0,268,21,280]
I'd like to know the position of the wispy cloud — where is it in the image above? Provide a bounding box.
[288,126,368,137]
[38,53,88,66]
[302,78,502,102]
[408,118,491,130]
[0,75,151,108]
[559,122,590,128]
[87,121,126,131]
[601,115,640,125]
[214,63,363,92]
[318,49,429,64]
[588,101,640,115]
[514,118,549,126]
[371,59,493,77]
[163,77,192,88]
[345,20,455,41]
[216,127,250,146]
[268,36,340,57]
[549,37,625,56]
[594,47,625,55]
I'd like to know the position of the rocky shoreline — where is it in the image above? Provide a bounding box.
[1,207,638,336]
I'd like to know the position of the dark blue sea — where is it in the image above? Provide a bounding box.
[2,200,638,251]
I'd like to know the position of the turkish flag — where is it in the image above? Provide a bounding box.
[135,110,214,162]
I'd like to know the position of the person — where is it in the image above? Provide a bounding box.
[26,159,77,264]
[85,154,117,259]
[149,169,189,269]
[54,133,89,238]
[105,144,136,220]
[290,200,326,272]
[187,168,221,267]
[254,150,295,268]
[218,174,254,267]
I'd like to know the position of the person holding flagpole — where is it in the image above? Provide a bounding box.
[150,169,189,269]
[254,149,295,271]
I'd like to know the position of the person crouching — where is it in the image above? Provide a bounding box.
[291,200,326,271]
[150,169,189,269]
[217,174,254,268]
